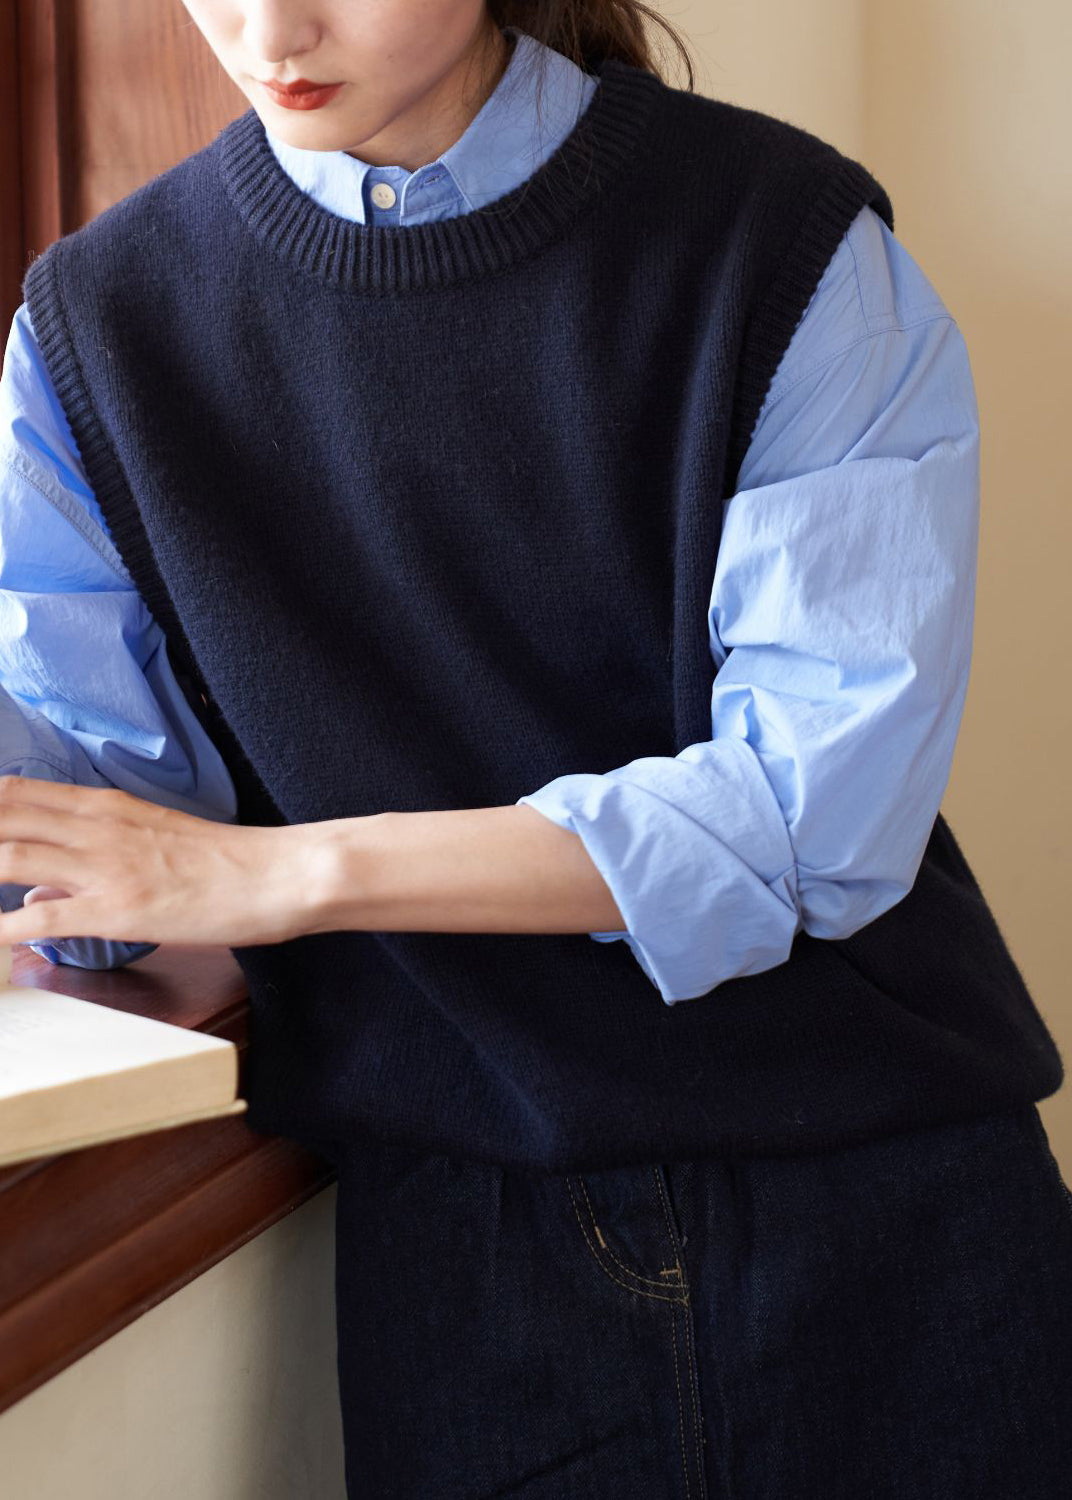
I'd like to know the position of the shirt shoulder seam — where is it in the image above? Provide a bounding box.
[0,447,131,586]
[763,310,956,420]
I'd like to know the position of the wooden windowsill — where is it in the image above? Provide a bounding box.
[0,941,336,1417]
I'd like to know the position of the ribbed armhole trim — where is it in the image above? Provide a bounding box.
[726,158,895,493]
[21,244,286,827]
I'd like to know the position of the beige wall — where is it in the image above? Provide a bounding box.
[672,0,1072,1166]
[865,2,1072,1160]
[0,1187,346,1498]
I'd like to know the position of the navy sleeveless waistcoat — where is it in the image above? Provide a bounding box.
[22,55,1064,1171]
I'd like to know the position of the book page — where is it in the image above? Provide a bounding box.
[0,985,236,1097]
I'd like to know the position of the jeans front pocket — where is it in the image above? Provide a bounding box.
[564,1161,710,1500]
[565,1162,689,1302]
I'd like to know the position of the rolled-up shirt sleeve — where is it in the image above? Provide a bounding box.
[518,206,981,1003]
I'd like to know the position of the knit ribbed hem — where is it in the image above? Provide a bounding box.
[217,55,662,292]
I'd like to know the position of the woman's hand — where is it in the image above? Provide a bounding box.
[0,775,335,950]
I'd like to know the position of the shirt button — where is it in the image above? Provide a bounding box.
[370,181,397,209]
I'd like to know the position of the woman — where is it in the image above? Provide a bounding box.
[1,2,1070,1495]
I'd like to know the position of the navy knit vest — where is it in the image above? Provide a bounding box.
[23,56,1064,1171]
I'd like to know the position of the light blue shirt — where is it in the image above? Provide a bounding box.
[0,27,979,1001]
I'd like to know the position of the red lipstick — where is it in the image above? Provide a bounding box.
[261,78,344,111]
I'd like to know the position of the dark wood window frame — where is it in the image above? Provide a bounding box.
[2,0,69,340]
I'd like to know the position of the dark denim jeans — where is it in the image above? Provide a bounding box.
[328,1104,1072,1498]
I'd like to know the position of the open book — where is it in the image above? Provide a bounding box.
[0,944,247,1168]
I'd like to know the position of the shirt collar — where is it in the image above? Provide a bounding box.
[263,28,596,226]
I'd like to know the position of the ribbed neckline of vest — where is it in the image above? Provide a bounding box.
[218,54,662,292]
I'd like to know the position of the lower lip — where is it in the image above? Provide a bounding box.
[262,82,344,111]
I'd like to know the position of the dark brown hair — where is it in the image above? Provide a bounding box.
[487,0,696,91]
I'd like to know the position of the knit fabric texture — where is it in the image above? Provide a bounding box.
[22,55,1064,1170]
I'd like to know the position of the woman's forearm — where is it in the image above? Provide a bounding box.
[308,805,626,936]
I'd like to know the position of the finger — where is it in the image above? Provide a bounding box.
[0,775,158,823]
[0,806,100,850]
[0,842,87,890]
[0,897,107,946]
[23,886,72,905]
